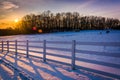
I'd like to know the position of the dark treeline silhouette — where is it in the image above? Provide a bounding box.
[0,11,120,36]
[0,27,18,36]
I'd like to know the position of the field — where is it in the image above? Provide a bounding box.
[0,30,120,80]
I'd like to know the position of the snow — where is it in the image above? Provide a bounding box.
[0,30,120,42]
[0,52,112,80]
[0,30,120,80]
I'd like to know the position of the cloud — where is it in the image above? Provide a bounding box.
[0,1,19,20]
[1,1,19,10]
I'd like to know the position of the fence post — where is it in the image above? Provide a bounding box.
[15,40,17,55]
[7,41,9,53]
[43,40,46,62]
[2,41,3,52]
[26,40,29,58]
[71,40,76,70]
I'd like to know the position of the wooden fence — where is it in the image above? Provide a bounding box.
[0,40,120,79]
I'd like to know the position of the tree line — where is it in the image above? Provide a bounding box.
[0,10,120,36]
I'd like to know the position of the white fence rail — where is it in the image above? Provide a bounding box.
[0,40,120,79]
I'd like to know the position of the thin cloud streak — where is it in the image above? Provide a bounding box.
[1,1,19,10]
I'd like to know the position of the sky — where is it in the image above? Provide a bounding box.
[0,0,120,29]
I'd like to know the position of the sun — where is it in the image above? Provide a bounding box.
[14,18,19,23]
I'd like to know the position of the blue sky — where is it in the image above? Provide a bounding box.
[0,0,120,28]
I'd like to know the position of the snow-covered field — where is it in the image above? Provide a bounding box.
[0,30,120,42]
[0,30,120,80]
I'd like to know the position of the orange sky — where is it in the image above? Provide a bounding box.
[0,15,23,29]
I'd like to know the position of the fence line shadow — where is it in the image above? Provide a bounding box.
[0,51,98,80]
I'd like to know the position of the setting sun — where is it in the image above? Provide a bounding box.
[14,18,19,23]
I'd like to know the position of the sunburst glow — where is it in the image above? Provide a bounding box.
[14,18,19,23]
